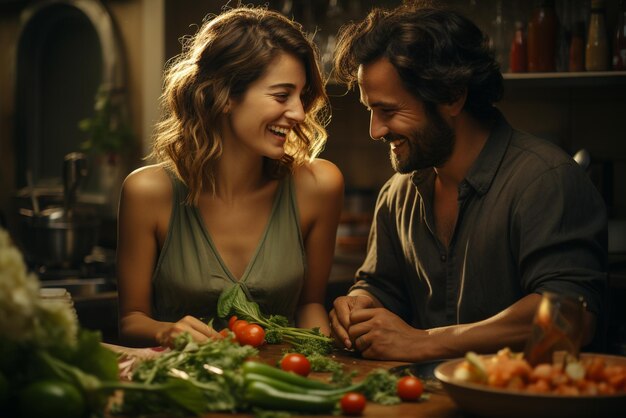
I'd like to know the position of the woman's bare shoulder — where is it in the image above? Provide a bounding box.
[293,159,344,198]
[121,164,173,204]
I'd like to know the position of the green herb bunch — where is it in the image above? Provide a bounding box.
[116,334,258,415]
[217,284,334,354]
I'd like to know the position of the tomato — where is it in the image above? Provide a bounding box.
[217,328,237,343]
[397,376,424,401]
[19,379,86,418]
[279,353,311,377]
[237,324,265,347]
[340,392,366,415]
[228,315,238,330]
[232,319,249,335]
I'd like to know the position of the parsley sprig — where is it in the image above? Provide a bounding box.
[217,284,333,354]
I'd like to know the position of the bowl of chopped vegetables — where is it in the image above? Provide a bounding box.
[434,349,626,418]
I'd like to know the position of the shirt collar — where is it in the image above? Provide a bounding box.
[463,110,512,196]
[410,110,512,195]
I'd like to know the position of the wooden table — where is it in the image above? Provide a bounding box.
[198,343,463,418]
[107,342,463,417]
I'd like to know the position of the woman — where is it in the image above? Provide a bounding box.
[117,6,343,347]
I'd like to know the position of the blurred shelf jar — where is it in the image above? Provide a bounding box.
[614,0,626,70]
[585,0,609,71]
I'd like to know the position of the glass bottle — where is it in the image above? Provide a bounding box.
[527,0,559,72]
[569,21,586,71]
[613,0,626,70]
[585,0,609,71]
[490,0,510,72]
[509,21,527,72]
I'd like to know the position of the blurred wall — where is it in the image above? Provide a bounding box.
[1,0,626,237]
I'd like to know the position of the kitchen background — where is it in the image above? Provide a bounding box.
[0,0,625,351]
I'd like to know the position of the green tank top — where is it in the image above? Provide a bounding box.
[151,172,306,326]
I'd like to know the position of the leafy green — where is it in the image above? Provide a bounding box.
[360,369,401,405]
[331,366,357,387]
[216,284,240,318]
[72,330,119,381]
[306,352,342,373]
[34,333,258,416]
[116,334,258,415]
[252,410,292,418]
[290,336,333,356]
[217,284,333,355]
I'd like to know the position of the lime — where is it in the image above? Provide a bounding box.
[19,379,86,418]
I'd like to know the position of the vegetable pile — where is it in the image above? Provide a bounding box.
[454,348,626,395]
[0,229,429,416]
[0,229,120,418]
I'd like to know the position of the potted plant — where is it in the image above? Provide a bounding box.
[78,84,134,214]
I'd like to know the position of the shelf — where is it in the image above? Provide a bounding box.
[503,71,626,88]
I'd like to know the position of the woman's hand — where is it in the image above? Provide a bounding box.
[155,315,219,348]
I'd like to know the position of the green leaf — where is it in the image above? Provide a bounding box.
[160,378,207,415]
[305,352,343,373]
[361,369,400,405]
[267,315,288,327]
[72,330,119,381]
[217,284,241,318]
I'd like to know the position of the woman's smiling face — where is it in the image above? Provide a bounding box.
[221,52,307,160]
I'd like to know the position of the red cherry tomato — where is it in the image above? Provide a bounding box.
[279,353,311,377]
[228,315,238,330]
[231,319,249,335]
[340,392,366,416]
[218,328,237,342]
[237,324,265,347]
[397,376,424,401]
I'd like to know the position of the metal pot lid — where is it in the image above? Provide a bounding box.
[20,206,99,228]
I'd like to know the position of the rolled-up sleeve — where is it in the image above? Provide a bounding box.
[513,162,607,315]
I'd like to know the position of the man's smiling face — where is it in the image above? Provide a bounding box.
[357,57,455,173]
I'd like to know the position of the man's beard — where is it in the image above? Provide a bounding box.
[389,108,455,174]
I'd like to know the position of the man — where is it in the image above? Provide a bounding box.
[329,3,607,362]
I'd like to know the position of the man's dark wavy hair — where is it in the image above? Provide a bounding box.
[333,2,503,122]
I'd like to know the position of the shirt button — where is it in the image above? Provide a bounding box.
[440,254,447,262]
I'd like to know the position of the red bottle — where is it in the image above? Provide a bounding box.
[527,0,559,72]
[509,21,527,72]
[569,22,585,72]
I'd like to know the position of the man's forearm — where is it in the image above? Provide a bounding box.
[419,294,544,359]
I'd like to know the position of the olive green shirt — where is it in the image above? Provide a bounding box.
[152,172,306,325]
[352,112,607,329]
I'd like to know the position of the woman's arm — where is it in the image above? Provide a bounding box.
[294,159,344,335]
[116,166,215,347]
[116,167,168,346]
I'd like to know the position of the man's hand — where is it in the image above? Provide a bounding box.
[155,315,218,348]
[348,307,426,361]
[329,294,376,348]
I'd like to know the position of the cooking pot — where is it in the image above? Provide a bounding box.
[19,207,100,268]
[19,152,100,268]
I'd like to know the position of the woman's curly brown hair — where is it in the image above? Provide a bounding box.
[150,6,330,204]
